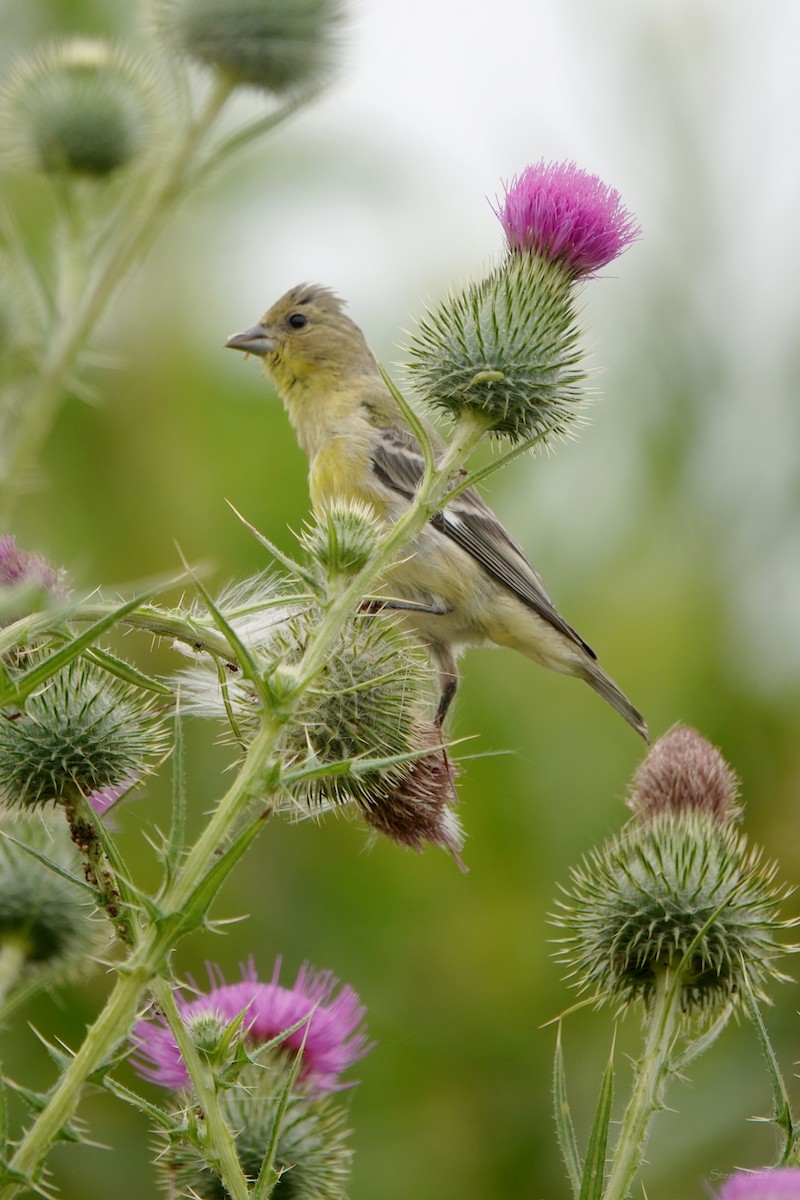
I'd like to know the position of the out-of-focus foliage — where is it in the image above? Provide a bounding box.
[2,1,799,1198]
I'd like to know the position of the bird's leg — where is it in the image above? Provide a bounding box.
[432,644,460,726]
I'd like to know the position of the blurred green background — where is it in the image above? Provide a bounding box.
[2,0,800,1197]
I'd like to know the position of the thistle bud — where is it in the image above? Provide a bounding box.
[163,0,346,96]
[552,811,793,1012]
[407,254,585,442]
[0,658,167,811]
[0,38,160,178]
[301,500,379,582]
[177,578,455,847]
[158,1064,353,1200]
[0,817,106,992]
[279,611,430,812]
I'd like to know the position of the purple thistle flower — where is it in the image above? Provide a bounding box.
[0,535,65,596]
[717,1168,800,1199]
[87,776,137,815]
[131,958,372,1094]
[494,160,640,277]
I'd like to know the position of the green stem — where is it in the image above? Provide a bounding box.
[0,77,234,520]
[151,978,250,1200]
[0,938,28,1009]
[0,959,155,1198]
[0,409,493,1195]
[0,721,276,1199]
[603,972,680,1200]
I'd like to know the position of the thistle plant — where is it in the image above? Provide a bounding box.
[406,159,640,443]
[551,728,798,1200]
[2,8,792,1189]
[128,958,368,1199]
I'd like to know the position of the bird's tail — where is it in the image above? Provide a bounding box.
[580,661,649,741]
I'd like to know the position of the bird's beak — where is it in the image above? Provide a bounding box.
[225,323,276,356]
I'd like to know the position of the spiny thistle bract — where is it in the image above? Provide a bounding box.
[274,610,430,811]
[552,811,793,1012]
[300,501,379,581]
[157,1064,353,1200]
[0,658,167,810]
[406,254,586,443]
[177,577,463,855]
[177,589,433,810]
[0,38,161,178]
[162,0,346,95]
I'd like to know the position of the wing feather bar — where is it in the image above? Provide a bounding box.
[371,433,595,658]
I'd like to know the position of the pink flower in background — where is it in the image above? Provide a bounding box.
[0,534,65,596]
[88,777,137,815]
[494,160,640,277]
[717,1168,800,1199]
[131,958,372,1094]
[719,1171,800,1200]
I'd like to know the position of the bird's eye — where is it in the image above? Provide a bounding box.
[288,312,308,329]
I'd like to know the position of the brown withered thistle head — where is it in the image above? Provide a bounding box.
[627,723,741,826]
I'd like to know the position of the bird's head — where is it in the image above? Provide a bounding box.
[225,283,376,394]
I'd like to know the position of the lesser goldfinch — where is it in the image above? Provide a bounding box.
[226,283,647,739]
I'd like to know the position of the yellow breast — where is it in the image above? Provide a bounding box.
[308,438,390,518]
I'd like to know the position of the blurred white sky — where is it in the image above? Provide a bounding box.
[212,0,800,321]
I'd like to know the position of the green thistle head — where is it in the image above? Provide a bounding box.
[552,811,794,1012]
[0,38,161,178]
[0,818,106,983]
[162,0,346,96]
[0,658,167,810]
[406,254,587,443]
[158,1063,353,1199]
[277,609,429,811]
[300,501,379,582]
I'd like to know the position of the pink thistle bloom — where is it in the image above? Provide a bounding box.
[131,958,372,1094]
[88,777,137,815]
[717,1168,800,1199]
[494,160,640,277]
[0,535,65,596]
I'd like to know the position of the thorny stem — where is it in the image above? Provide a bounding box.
[151,978,251,1200]
[0,77,234,522]
[602,971,680,1200]
[0,408,494,1197]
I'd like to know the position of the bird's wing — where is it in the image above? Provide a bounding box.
[370,428,595,657]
